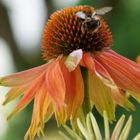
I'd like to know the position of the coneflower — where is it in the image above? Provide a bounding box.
[0,5,140,140]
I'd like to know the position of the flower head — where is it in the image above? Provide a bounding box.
[42,6,112,61]
[0,5,140,140]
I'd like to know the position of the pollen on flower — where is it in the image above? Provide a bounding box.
[42,6,112,61]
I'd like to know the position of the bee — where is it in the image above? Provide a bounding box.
[75,7,112,34]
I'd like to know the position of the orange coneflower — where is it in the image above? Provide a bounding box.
[0,5,140,140]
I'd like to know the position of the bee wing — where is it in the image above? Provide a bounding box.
[96,7,112,15]
[75,11,86,19]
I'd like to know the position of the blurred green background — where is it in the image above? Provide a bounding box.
[0,0,140,140]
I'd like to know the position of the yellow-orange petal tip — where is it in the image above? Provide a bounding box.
[136,56,140,64]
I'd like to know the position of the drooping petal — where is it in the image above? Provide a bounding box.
[95,50,140,94]
[3,86,27,105]
[88,71,115,121]
[65,49,83,71]
[7,72,45,120]
[0,64,48,87]
[82,53,115,88]
[24,82,52,140]
[63,64,84,120]
[54,60,84,124]
[41,93,53,123]
[54,107,67,125]
[94,59,116,88]
[81,53,96,73]
[84,52,135,111]
[45,58,66,108]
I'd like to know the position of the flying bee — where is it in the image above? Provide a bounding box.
[75,7,112,34]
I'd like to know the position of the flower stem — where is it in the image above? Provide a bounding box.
[81,67,91,119]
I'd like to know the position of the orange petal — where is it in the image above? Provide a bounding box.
[94,59,116,88]
[7,72,45,120]
[63,64,84,120]
[54,107,67,125]
[82,53,115,88]
[82,52,96,73]
[3,86,27,105]
[88,71,115,121]
[54,60,84,124]
[25,82,52,140]
[41,91,53,123]
[45,58,66,108]
[95,50,140,94]
[33,82,48,125]
[70,66,84,119]
[0,64,48,87]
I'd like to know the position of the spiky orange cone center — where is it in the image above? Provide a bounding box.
[42,6,112,61]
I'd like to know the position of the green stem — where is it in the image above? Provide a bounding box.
[81,67,91,120]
